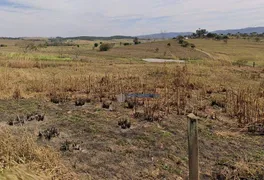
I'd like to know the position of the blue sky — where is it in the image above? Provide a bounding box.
[0,0,263,37]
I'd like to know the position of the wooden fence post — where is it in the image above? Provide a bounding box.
[187,113,199,180]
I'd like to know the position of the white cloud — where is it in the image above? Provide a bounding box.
[0,0,263,36]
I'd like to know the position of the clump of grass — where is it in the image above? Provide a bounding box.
[0,126,77,179]
[12,86,23,99]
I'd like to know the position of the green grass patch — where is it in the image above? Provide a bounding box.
[4,52,72,61]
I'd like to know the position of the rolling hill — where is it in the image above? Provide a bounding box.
[138,27,264,39]
[212,27,264,35]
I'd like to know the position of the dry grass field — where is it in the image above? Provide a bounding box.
[0,37,264,179]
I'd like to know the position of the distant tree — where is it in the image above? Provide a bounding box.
[222,35,229,39]
[196,28,208,38]
[133,37,139,45]
[215,35,222,40]
[177,36,184,40]
[94,43,99,48]
[206,33,217,38]
[192,33,197,38]
[99,43,112,51]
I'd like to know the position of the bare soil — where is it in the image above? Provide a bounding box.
[1,98,263,179]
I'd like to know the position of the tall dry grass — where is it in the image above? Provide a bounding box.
[0,125,78,179]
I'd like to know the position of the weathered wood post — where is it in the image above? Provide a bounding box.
[187,113,199,180]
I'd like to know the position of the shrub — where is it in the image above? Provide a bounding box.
[232,59,248,67]
[178,39,184,44]
[99,43,112,51]
[124,43,130,46]
[167,43,171,47]
[94,43,99,48]
[190,44,196,48]
[181,41,189,47]
[0,44,7,47]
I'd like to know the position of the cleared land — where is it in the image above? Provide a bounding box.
[0,38,264,179]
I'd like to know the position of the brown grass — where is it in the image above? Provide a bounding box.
[0,125,78,179]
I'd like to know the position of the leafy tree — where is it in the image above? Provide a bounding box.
[177,36,184,41]
[196,28,208,38]
[223,35,229,39]
[133,37,139,45]
[206,33,217,38]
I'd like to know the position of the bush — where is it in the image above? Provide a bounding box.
[181,41,189,47]
[190,44,196,48]
[178,39,184,44]
[0,44,7,47]
[124,43,130,46]
[232,59,248,67]
[167,43,171,47]
[99,43,112,51]
[94,43,99,48]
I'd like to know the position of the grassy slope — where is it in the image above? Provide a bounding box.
[188,39,264,65]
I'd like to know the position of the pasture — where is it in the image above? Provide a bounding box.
[0,37,264,179]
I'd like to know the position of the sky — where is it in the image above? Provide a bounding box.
[0,0,263,37]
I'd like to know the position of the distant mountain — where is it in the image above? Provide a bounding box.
[138,32,193,39]
[62,35,134,41]
[212,27,264,35]
[138,27,264,39]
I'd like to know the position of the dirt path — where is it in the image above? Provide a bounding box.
[142,58,185,63]
[195,48,215,60]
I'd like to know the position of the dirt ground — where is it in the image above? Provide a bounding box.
[1,97,263,180]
